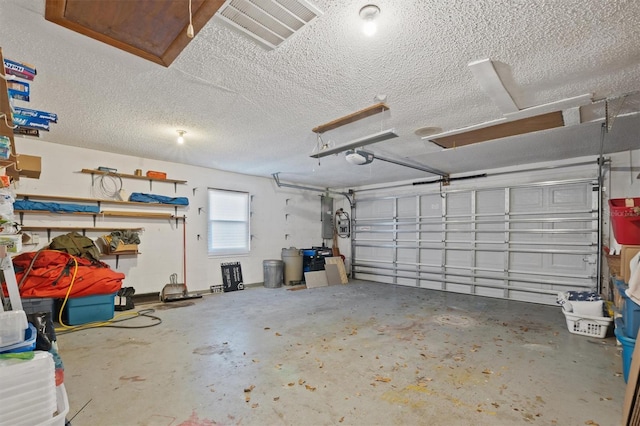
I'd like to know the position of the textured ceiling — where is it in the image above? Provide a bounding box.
[1,0,639,189]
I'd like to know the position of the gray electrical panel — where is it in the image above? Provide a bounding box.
[321,195,333,240]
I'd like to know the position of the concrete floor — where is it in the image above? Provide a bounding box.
[57,281,626,426]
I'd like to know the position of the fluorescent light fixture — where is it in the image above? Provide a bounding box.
[311,128,398,158]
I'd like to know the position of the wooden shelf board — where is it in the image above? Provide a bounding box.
[312,103,390,134]
[101,211,174,219]
[21,226,144,232]
[101,250,140,257]
[80,169,187,184]
[15,210,97,216]
[17,193,185,208]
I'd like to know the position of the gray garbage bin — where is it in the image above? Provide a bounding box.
[263,259,284,288]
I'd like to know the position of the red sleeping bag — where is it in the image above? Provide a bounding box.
[13,250,125,298]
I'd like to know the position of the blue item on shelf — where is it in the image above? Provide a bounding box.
[129,192,189,205]
[0,323,36,353]
[13,200,100,213]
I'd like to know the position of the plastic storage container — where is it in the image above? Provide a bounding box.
[619,285,640,339]
[0,323,36,353]
[0,351,57,425]
[609,198,640,245]
[263,259,283,288]
[0,310,28,347]
[21,298,55,315]
[615,318,636,383]
[61,293,116,325]
[562,306,612,338]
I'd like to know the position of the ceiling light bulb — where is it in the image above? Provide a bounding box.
[177,130,186,144]
[362,21,377,36]
[359,4,380,37]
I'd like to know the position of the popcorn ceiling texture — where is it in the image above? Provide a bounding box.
[1,0,639,188]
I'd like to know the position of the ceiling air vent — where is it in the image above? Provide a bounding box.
[217,0,322,49]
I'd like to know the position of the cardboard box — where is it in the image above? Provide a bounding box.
[17,154,41,179]
[109,240,138,253]
[621,245,640,283]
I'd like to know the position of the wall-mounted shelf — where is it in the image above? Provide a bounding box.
[0,48,19,181]
[15,209,179,226]
[80,168,187,192]
[101,250,140,268]
[17,193,187,216]
[312,102,389,134]
[20,226,144,241]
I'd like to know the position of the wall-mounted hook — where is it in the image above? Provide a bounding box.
[197,234,201,240]
[198,207,203,215]
[192,187,198,196]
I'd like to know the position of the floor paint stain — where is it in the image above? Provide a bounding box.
[177,411,218,426]
[193,344,232,356]
[434,314,475,327]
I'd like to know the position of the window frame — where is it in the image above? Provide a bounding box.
[207,188,251,256]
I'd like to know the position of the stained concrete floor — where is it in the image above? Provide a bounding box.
[57,281,626,426]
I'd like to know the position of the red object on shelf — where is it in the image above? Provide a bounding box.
[610,198,640,245]
[145,170,167,179]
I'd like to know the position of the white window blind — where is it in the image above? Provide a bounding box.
[208,188,250,256]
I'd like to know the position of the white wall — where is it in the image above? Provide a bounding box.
[13,137,324,294]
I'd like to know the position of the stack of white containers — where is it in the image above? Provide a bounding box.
[0,351,57,424]
[0,310,28,349]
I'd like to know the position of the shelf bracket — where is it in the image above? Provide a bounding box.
[115,255,120,268]
[47,228,51,242]
[93,214,97,227]
[174,182,177,193]
[149,180,153,192]
[19,212,23,224]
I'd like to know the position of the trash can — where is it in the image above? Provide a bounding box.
[281,247,303,285]
[263,260,283,288]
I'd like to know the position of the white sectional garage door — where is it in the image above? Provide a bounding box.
[352,178,599,305]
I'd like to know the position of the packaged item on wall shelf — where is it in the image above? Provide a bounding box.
[12,114,49,131]
[12,106,57,122]
[0,135,11,160]
[7,80,29,101]
[3,57,36,80]
[13,126,39,137]
[146,170,167,179]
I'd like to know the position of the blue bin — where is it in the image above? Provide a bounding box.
[615,318,636,383]
[617,281,640,339]
[62,293,116,326]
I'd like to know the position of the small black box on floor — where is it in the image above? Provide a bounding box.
[221,262,244,292]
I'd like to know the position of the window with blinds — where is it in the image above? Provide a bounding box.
[208,188,250,256]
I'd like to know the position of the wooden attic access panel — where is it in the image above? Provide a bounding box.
[430,111,565,149]
[45,0,226,67]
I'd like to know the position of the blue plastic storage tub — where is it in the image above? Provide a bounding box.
[616,281,640,339]
[615,318,636,383]
[62,293,116,326]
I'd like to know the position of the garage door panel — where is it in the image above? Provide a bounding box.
[511,188,544,212]
[353,176,597,305]
[477,189,505,214]
[510,252,543,269]
[447,193,471,215]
